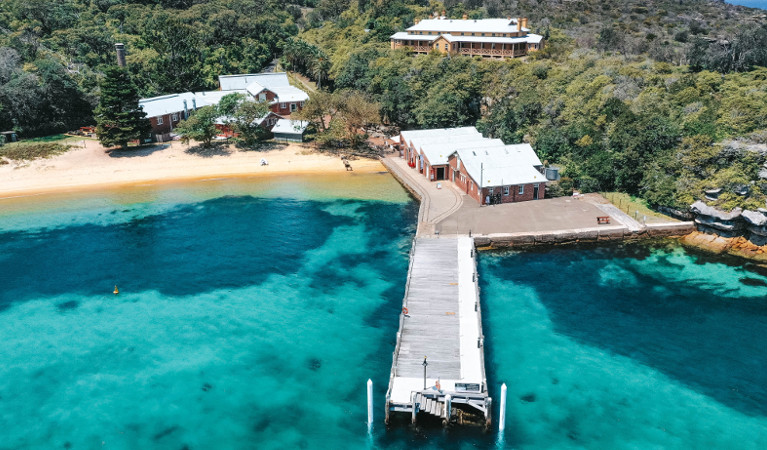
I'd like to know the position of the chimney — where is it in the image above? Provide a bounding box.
[192,98,197,110]
[462,13,468,20]
[183,99,189,119]
[521,18,528,29]
[115,43,126,68]
[517,18,522,32]
[442,10,446,18]
[415,18,420,24]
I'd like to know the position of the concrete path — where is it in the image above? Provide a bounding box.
[382,156,464,235]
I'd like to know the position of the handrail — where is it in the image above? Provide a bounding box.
[385,238,418,403]
[471,240,489,394]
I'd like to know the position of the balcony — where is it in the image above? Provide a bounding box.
[458,48,526,58]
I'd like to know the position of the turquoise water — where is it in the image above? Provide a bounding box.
[1,176,767,448]
[726,0,767,9]
[481,244,767,449]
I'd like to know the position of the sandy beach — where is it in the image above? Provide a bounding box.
[0,140,385,198]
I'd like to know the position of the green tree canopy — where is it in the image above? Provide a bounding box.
[175,105,219,147]
[94,66,151,149]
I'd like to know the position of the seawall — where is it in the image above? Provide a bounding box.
[473,222,695,249]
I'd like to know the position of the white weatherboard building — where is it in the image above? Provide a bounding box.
[391,16,544,58]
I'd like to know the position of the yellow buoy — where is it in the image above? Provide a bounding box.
[113,285,119,295]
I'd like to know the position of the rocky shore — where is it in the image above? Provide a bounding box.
[681,231,767,262]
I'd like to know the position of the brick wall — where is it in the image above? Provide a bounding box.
[481,183,542,204]
[149,112,184,135]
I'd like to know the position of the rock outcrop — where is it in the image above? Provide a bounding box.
[690,201,743,236]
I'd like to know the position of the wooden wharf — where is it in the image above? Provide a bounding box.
[385,236,491,427]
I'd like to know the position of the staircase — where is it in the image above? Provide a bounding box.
[414,392,447,419]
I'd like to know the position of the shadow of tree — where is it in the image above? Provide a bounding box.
[107,144,169,158]
[184,142,233,158]
[234,141,290,152]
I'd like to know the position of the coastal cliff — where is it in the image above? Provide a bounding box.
[682,201,767,261]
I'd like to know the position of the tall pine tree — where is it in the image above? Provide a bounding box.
[95,67,151,149]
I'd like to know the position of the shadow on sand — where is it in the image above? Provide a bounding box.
[183,142,233,158]
[234,141,290,152]
[107,144,170,158]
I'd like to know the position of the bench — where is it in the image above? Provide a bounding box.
[597,216,610,225]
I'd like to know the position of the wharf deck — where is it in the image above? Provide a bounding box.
[385,236,490,426]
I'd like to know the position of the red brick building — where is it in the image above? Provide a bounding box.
[139,72,309,141]
[399,127,546,205]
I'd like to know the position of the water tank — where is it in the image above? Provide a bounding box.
[545,167,560,181]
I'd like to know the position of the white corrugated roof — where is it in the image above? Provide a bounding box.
[455,146,544,187]
[421,139,505,165]
[407,18,528,34]
[526,33,544,44]
[193,90,248,108]
[139,90,248,118]
[139,93,196,118]
[505,143,543,167]
[401,127,479,143]
[402,126,544,185]
[218,72,292,91]
[391,31,439,42]
[272,119,309,135]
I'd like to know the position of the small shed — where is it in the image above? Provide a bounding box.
[272,119,309,142]
[0,131,18,145]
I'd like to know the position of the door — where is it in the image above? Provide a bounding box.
[534,184,540,199]
[436,167,445,180]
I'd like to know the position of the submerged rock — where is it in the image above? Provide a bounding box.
[740,277,767,287]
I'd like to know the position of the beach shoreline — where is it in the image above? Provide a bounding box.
[0,140,385,199]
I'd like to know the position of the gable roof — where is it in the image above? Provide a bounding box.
[247,82,309,103]
[138,92,196,118]
[218,72,292,91]
[272,119,309,135]
[406,18,528,34]
[420,138,505,165]
[453,146,544,187]
[505,143,543,167]
[139,90,248,118]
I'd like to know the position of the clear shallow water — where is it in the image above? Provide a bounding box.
[481,244,767,449]
[1,176,766,449]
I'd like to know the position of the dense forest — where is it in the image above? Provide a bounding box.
[1,0,766,210]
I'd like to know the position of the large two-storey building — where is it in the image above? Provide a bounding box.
[390,16,543,59]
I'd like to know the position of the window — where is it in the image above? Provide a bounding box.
[171,113,178,122]
[259,93,266,101]
[519,185,525,194]
[444,44,448,50]
[503,186,510,196]
[280,103,287,109]
[290,103,297,112]
[157,116,163,125]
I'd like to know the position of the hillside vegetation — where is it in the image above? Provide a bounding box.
[290,1,767,210]
[1,0,766,211]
